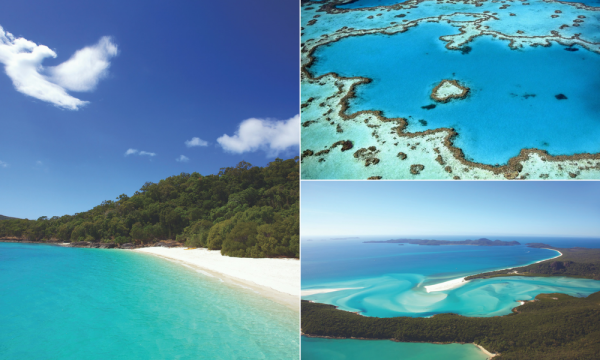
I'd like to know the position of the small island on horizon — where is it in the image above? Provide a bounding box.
[364,238,521,246]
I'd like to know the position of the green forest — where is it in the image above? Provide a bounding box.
[302,291,600,360]
[0,157,299,258]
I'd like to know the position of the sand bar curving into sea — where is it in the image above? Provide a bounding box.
[134,247,299,311]
[301,287,365,296]
[425,248,563,293]
[424,277,467,293]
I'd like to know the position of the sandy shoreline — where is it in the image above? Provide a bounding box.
[425,248,563,293]
[424,277,467,293]
[301,287,364,296]
[475,343,497,358]
[134,247,299,311]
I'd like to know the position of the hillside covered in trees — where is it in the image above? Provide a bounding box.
[0,158,299,258]
[302,291,600,360]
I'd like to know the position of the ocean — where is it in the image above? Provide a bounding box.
[302,236,600,317]
[0,243,298,359]
[301,0,600,179]
[308,22,600,166]
[301,236,600,359]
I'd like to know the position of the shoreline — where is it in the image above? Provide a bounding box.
[474,343,498,358]
[302,333,497,358]
[425,248,563,292]
[303,247,568,317]
[424,276,467,293]
[301,287,364,296]
[134,247,299,311]
[0,241,299,311]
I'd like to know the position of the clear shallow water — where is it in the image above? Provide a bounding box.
[0,243,298,360]
[310,22,600,165]
[302,337,487,360]
[302,236,600,318]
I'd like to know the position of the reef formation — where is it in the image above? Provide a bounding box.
[431,79,469,102]
[301,0,600,179]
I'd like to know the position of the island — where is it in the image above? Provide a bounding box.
[364,238,521,246]
[430,79,470,103]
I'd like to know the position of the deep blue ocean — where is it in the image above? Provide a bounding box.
[337,0,408,8]
[0,243,298,359]
[302,236,600,317]
[310,22,600,165]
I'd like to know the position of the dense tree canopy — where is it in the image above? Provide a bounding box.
[0,157,299,258]
[302,291,600,360]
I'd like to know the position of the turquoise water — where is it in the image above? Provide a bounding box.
[302,337,487,360]
[338,0,407,9]
[0,243,298,359]
[302,237,600,318]
[309,22,600,165]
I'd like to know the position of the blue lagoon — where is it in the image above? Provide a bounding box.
[0,243,298,360]
[301,0,600,179]
[301,237,600,358]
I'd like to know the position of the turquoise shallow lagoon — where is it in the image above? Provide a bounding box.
[0,243,298,359]
[309,22,600,165]
[302,237,600,318]
[302,337,488,360]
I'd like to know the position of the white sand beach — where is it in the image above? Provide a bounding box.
[134,247,299,311]
[539,249,562,262]
[424,277,467,293]
[474,343,497,358]
[425,248,563,293]
[301,287,364,296]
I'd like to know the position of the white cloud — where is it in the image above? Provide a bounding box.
[36,160,42,165]
[125,149,156,157]
[0,25,117,110]
[185,137,208,148]
[176,155,189,162]
[49,36,118,92]
[217,115,299,156]
[0,160,7,168]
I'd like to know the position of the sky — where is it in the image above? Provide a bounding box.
[301,181,600,238]
[0,0,299,219]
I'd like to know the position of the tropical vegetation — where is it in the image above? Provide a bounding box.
[0,158,299,258]
[302,291,600,360]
